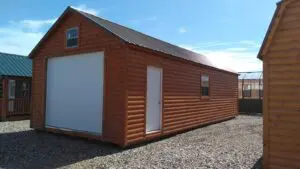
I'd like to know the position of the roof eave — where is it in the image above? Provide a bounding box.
[257,1,283,60]
[257,0,295,60]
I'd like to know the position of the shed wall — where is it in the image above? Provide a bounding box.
[30,10,127,145]
[30,7,239,147]
[125,46,238,145]
[264,1,300,168]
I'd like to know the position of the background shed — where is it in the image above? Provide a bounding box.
[238,71,263,114]
[0,52,32,121]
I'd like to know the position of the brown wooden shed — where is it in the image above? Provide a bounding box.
[258,0,300,168]
[0,52,32,121]
[29,7,238,147]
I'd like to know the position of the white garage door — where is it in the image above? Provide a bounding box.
[45,52,104,135]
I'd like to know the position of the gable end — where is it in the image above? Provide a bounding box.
[258,0,296,60]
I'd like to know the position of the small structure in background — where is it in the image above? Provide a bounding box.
[0,52,32,121]
[238,71,263,99]
[238,71,263,113]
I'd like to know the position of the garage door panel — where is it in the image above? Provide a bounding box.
[45,52,104,135]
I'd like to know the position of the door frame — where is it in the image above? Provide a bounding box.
[145,66,163,134]
[8,79,16,112]
[8,79,16,99]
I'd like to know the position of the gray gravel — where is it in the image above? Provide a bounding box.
[0,115,262,169]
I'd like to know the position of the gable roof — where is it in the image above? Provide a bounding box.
[0,52,32,77]
[29,6,237,74]
[258,0,295,60]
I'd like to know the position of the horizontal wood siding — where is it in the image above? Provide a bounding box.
[264,1,300,168]
[30,10,126,145]
[125,47,238,145]
[0,79,7,121]
[0,98,2,120]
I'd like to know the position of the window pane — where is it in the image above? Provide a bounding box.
[67,29,78,39]
[66,28,78,48]
[201,75,209,96]
[243,90,251,97]
[201,75,209,87]
[67,39,78,47]
[202,87,209,96]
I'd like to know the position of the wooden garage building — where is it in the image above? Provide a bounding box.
[258,0,300,168]
[29,7,238,147]
[0,52,32,121]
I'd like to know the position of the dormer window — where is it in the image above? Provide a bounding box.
[66,27,78,48]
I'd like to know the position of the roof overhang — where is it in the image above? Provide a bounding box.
[257,0,296,60]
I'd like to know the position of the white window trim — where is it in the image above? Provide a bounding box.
[201,75,210,97]
[66,27,79,48]
[8,80,16,99]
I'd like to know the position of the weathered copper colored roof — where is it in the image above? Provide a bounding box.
[0,52,32,77]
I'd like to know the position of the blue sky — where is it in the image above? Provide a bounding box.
[0,0,279,72]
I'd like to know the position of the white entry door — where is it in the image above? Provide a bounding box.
[45,52,104,135]
[146,66,162,133]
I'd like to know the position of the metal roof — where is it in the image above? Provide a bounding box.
[72,8,237,74]
[0,52,32,77]
[238,71,263,80]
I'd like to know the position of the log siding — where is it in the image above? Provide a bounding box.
[125,46,238,145]
[30,7,238,147]
[260,0,300,168]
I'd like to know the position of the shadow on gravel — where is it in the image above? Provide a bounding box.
[251,157,262,169]
[0,130,123,169]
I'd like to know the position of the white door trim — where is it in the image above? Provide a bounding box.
[146,66,163,133]
[8,80,16,99]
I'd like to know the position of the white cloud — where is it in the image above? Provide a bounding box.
[9,18,56,32]
[0,27,43,55]
[71,4,99,15]
[178,27,187,33]
[0,18,57,55]
[226,47,248,52]
[19,19,56,31]
[200,50,262,72]
[180,41,262,72]
[239,40,261,48]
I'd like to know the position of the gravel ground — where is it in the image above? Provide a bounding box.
[0,115,262,169]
